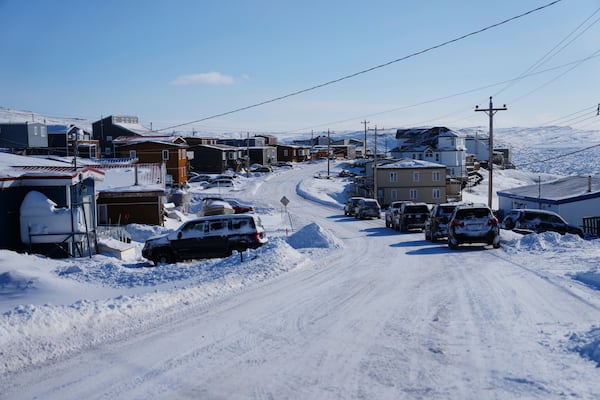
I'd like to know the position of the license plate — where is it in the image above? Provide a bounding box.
[467,224,483,231]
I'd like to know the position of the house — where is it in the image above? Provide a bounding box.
[92,115,161,157]
[390,127,466,180]
[276,144,311,163]
[330,144,356,160]
[47,124,99,159]
[0,122,48,152]
[497,175,600,228]
[255,134,278,146]
[218,137,266,147]
[363,158,448,206]
[188,144,244,173]
[0,152,104,257]
[112,136,189,187]
[246,146,277,166]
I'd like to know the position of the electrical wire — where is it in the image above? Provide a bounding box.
[157,0,564,132]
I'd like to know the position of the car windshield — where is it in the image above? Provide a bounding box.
[456,208,490,219]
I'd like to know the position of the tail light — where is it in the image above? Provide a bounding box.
[254,231,261,242]
[488,217,499,226]
[451,219,464,227]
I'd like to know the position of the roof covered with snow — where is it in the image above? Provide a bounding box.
[376,158,446,169]
[498,175,600,203]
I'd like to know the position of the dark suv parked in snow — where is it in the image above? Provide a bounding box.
[502,209,583,237]
[424,203,459,242]
[393,202,429,232]
[447,203,500,249]
[142,214,267,265]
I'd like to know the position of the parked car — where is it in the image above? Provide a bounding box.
[393,202,430,232]
[250,164,272,173]
[502,209,583,237]
[202,178,234,188]
[142,214,268,265]
[447,203,500,249]
[385,201,410,228]
[197,197,235,216]
[355,198,381,219]
[224,198,254,214]
[424,203,459,241]
[344,196,364,217]
[271,161,293,168]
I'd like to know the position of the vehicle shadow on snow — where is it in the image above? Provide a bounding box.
[360,226,400,237]
[401,243,496,255]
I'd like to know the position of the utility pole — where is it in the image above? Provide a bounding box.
[368,125,380,201]
[360,120,369,158]
[246,132,250,178]
[475,96,507,209]
[327,129,331,178]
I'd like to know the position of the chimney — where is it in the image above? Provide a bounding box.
[588,175,592,193]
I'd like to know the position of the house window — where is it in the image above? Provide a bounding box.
[435,153,440,162]
[107,136,113,142]
[391,189,398,201]
[413,172,420,182]
[228,152,236,160]
[389,172,398,183]
[425,150,433,158]
[432,171,440,181]
[409,189,417,200]
[105,147,111,155]
[433,188,441,199]
[412,153,417,159]
[162,150,169,161]
[283,149,289,157]
[129,150,136,159]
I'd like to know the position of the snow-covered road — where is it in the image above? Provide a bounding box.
[3,163,600,399]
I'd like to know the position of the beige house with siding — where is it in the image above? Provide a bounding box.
[366,159,448,207]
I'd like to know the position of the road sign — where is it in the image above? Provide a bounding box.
[280,196,289,206]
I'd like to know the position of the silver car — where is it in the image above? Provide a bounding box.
[447,203,500,249]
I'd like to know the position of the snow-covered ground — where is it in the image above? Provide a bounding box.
[2,124,600,399]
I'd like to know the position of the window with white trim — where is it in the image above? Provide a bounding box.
[433,188,441,199]
[413,171,420,182]
[162,150,169,161]
[129,150,136,159]
[432,171,440,181]
[391,189,398,201]
[389,172,398,183]
[409,188,417,200]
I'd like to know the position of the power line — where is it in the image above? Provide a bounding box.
[157,0,564,132]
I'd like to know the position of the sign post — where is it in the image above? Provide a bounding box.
[280,196,293,233]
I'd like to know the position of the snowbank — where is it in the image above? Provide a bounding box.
[286,222,343,249]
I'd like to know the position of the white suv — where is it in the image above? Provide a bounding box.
[447,203,500,249]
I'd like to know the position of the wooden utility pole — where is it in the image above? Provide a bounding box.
[475,96,507,209]
[368,125,381,201]
[360,120,369,158]
[327,129,331,178]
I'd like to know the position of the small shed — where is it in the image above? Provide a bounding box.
[0,122,48,151]
[497,175,600,227]
[97,185,166,226]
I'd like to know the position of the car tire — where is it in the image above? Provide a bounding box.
[153,249,174,266]
[448,237,459,250]
[503,218,515,230]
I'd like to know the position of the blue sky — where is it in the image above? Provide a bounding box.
[2,0,600,135]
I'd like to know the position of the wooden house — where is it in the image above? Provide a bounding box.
[364,158,447,207]
[276,144,311,163]
[188,144,243,173]
[0,122,48,153]
[113,136,189,187]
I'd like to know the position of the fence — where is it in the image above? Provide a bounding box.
[582,216,600,238]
